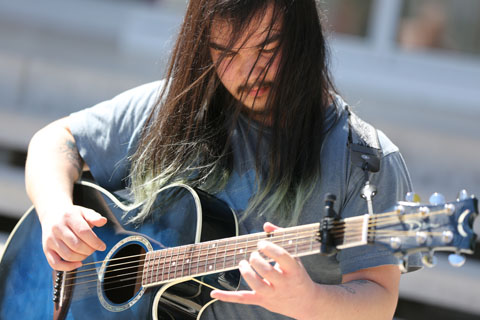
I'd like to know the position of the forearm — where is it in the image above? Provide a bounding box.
[25,118,85,218]
[300,265,400,320]
[304,279,397,319]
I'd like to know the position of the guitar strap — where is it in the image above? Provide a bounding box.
[346,106,382,214]
[346,106,382,173]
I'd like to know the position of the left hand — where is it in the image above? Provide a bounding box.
[210,222,319,319]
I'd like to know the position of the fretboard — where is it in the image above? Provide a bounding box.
[141,215,369,287]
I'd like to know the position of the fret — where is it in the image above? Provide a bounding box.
[294,228,299,256]
[194,242,201,276]
[142,251,151,285]
[171,246,179,280]
[186,244,194,278]
[222,238,228,270]
[224,238,236,269]
[233,236,238,266]
[154,250,162,284]
[164,248,172,281]
[206,241,217,273]
[167,247,174,281]
[244,236,249,261]
[149,251,155,285]
[162,249,169,281]
[203,243,209,273]
[204,242,212,272]
[213,240,219,272]
[179,245,187,278]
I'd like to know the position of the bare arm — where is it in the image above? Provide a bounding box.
[25,117,106,271]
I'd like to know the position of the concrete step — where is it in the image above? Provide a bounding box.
[399,254,480,315]
[0,0,183,119]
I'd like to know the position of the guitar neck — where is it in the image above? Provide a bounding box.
[142,215,369,287]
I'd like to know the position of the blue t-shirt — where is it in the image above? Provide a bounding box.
[69,80,420,319]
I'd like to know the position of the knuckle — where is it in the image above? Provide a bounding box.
[50,224,62,236]
[77,227,92,238]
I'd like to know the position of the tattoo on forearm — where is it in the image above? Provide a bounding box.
[338,284,356,294]
[338,280,370,295]
[60,139,83,176]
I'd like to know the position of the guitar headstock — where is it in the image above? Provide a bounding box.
[370,192,478,269]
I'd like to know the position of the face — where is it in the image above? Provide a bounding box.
[209,5,282,114]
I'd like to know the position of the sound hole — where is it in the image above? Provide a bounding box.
[103,243,146,304]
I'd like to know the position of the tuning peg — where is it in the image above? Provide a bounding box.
[405,192,421,203]
[421,252,437,268]
[429,193,445,205]
[448,253,466,267]
[457,189,469,201]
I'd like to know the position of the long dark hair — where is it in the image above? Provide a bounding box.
[130,0,335,224]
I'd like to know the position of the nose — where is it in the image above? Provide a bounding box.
[237,51,267,81]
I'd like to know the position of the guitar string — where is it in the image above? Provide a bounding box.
[65,223,321,276]
[64,233,320,288]
[329,209,450,235]
[61,208,452,287]
[73,206,448,274]
[63,222,446,292]
[67,231,318,280]
[65,226,449,300]
[63,207,449,286]
[65,236,322,297]
[63,223,452,299]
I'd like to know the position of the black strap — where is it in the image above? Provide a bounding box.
[346,106,382,173]
[346,106,383,214]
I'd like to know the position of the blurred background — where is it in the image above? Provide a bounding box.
[0,0,479,318]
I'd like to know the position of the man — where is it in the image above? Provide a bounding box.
[25,0,418,319]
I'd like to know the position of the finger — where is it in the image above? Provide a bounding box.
[249,251,281,284]
[53,238,89,262]
[45,249,82,271]
[258,240,298,274]
[68,210,106,252]
[81,208,107,228]
[210,289,259,305]
[238,259,271,293]
[52,224,97,256]
[263,222,281,233]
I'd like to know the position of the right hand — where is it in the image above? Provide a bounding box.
[39,204,107,271]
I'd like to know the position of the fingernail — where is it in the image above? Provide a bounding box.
[258,240,268,250]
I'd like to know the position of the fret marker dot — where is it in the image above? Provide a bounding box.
[186,259,190,263]
[172,262,176,266]
[209,265,213,270]
[211,244,216,248]
[239,249,244,254]
[288,240,293,245]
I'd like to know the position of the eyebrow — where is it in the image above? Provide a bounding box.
[209,33,281,52]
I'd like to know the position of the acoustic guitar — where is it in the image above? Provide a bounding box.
[0,180,477,319]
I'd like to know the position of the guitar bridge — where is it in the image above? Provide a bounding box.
[52,270,75,320]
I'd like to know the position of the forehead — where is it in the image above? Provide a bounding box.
[210,5,282,48]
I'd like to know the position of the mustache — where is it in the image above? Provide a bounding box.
[237,81,274,96]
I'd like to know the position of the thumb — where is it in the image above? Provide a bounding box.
[81,208,107,228]
[263,222,281,233]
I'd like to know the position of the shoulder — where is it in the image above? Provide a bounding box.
[326,95,400,159]
[108,80,166,113]
[69,80,166,129]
